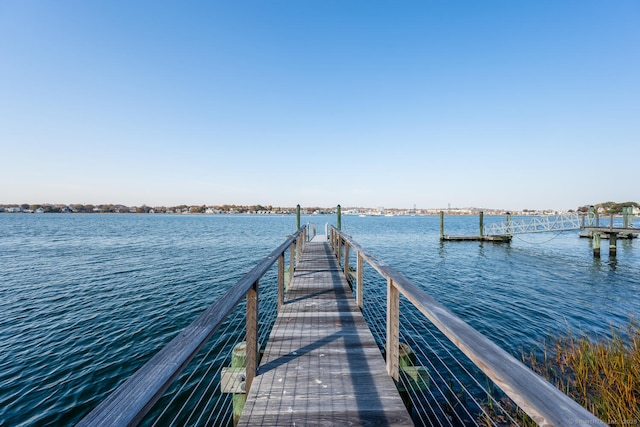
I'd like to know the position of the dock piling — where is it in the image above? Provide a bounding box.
[397,343,429,412]
[609,233,617,257]
[231,342,247,426]
[593,233,601,258]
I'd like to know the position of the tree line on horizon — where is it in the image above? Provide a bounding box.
[0,203,328,214]
[1,201,638,214]
[577,201,639,214]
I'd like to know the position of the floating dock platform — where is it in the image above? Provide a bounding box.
[441,235,512,242]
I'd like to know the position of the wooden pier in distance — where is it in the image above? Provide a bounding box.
[238,237,413,426]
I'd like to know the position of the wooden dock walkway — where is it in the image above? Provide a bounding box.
[238,237,413,426]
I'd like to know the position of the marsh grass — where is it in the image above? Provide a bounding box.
[479,321,640,426]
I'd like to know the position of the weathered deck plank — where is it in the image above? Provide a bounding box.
[238,240,413,426]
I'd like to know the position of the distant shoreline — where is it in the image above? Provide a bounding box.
[1,202,636,216]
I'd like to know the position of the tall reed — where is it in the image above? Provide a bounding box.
[529,321,639,424]
[480,320,640,425]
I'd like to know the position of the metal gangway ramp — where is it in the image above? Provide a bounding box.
[484,212,581,236]
[238,238,412,426]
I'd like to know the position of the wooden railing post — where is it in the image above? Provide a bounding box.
[329,228,333,250]
[386,278,400,382]
[298,232,304,259]
[343,242,350,278]
[356,251,363,308]
[278,253,285,311]
[289,242,295,283]
[245,280,259,393]
[331,230,336,257]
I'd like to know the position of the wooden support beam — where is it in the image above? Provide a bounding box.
[356,251,364,309]
[277,254,284,311]
[289,242,295,283]
[386,278,400,382]
[245,280,259,393]
[344,241,350,278]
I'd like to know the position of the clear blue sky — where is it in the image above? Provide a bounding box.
[1,1,638,210]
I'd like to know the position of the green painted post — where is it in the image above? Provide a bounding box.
[231,342,247,426]
[439,211,444,240]
[337,204,342,231]
[398,342,417,367]
[296,204,301,231]
[479,211,484,238]
[396,342,429,413]
[593,233,601,258]
[506,213,512,236]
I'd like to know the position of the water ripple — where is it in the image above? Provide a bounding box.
[1,214,638,425]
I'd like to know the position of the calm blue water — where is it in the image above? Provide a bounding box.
[1,214,638,426]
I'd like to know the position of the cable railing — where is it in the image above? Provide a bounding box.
[77,226,308,427]
[330,226,606,427]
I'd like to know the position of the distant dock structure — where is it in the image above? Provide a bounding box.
[439,211,512,242]
[580,206,637,257]
[440,207,637,258]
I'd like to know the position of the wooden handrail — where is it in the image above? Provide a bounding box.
[77,227,306,427]
[330,226,606,427]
